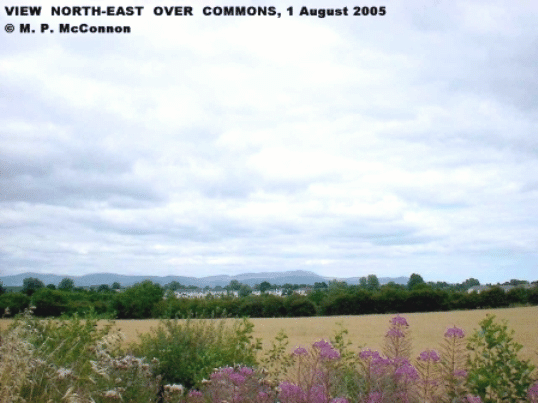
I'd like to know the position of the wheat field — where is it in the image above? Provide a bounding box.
[1,306,537,365]
[108,306,538,365]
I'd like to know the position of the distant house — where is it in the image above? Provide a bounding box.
[467,284,534,294]
[252,289,283,297]
[173,290,238,299]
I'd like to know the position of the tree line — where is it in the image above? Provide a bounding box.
[0,274,537,319]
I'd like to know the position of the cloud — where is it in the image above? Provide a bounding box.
[1,0,537,283]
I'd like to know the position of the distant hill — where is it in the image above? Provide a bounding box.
[0,270,409,288]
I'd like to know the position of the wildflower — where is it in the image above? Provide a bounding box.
[453,369,467,378]
[319,346,340,360]
[278,382,307,403]
[313,339,332,350]
[313,339,340,360]
[394,360,419,381]
[293,347,308,356]
[445,326,465,338]
[359,349,381,360]
[164,384,185,394]
[103,389,122,400]
[189,390,203,397]
[229,372,246,385]
[239,366,254,376]
[365,392,383,403]
[57,367,74,380]
[386,328,405,338]
[418,349,440,362]
[257,391,269,400]
[528,382,538,402]
[391,316,409,326]
[330,398,349,403]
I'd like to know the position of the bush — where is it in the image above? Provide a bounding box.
[285,295,317,317]
[31,288,69,316]
[114,280,164,319]
[130,317,262,389]
[0,292,30,316]
[466,314,536,402]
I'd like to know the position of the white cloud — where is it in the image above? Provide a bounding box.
[1,0,537,283]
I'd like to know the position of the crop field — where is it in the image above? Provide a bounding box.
[106,306,538,365]
[1,306,537,366]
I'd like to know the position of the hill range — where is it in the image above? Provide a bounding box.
[0,270,409,288]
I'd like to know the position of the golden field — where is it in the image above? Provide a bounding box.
[1,306,537,366]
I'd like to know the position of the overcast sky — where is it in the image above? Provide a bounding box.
[1,0,537,284]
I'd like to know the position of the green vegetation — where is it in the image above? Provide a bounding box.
[4,310,536,402]
[130,318,261,389]
[0,275,537,320]
[466,315,536,402]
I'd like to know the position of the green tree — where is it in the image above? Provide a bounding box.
[366,274,380,291]
[238,284,252,298]
[407,273,425,290]
[32,288,69,316]
[114,280,164,319]
[22,277,45,296]
[258,281,272,293]
[166,281,183,291]
[0,292,30,315]
[313,281,328,290]
[46,283,56,290]
[58,277,75,291]
[0,281,4,295]
[97,284,110,293]
[359,277,368,289]
[461,277,480,290]
[111,281,121,290]
[226,280,242,291]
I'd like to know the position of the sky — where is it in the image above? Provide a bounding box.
[1,0,537,284]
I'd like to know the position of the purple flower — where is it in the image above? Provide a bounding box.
[359,349,381,360]
[386,328,405,338]
[445,326,465,338]
[188,390,203,397]
[293,347,308,356]
[229,373,246,385]
[395,361,419,381]
[528,382,538,402]
[454,369,467,378]
[313,339,340,360]
[330,398,349,403]
[319,347,340,360]
[313,339,332,350]
[239,366,254,376]
[391,316,409,326]
[279,382,306,403]
[257,391,270,402]
[366,392,383,403]
[418,349,440,362]
[309,384,327,403]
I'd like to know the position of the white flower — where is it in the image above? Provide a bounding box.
[103,389,122,400]
[164,384,184,394]
[57,367,74,380]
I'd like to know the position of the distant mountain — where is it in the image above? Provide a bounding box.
[0,271,409,288]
